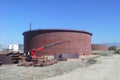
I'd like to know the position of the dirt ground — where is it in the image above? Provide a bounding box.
[45,54,120,80]
[0,56,96,80]
[0,54,120,80]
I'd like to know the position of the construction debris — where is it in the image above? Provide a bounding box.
[19,59,58,67]
[55,54,68,61]
[40,59,58,67]
[54,53,79,59]
[58,58,67,61]
[18,62,34,67]
[7,52,24,64]
[0,54,13,64]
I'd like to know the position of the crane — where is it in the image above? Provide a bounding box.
[26,41,69,61]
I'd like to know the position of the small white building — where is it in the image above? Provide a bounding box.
[8,44,24,53]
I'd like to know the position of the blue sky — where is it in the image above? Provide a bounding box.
[0,0,120,48]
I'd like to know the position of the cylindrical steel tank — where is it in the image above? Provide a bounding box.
[92,44,108,51]
[23,29,92,56]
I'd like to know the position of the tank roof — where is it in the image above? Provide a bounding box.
[23,29,92,36]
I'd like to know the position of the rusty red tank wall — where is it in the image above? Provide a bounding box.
[23,29,92,56]
[92,44,108,51]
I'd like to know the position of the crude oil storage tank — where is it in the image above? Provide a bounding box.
[92,44,108,51]
[23,29,92,57]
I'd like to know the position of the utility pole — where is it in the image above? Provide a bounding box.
[0,44,1,49]
[30,22,32,31]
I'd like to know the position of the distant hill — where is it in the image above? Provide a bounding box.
[106,42,120,48]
